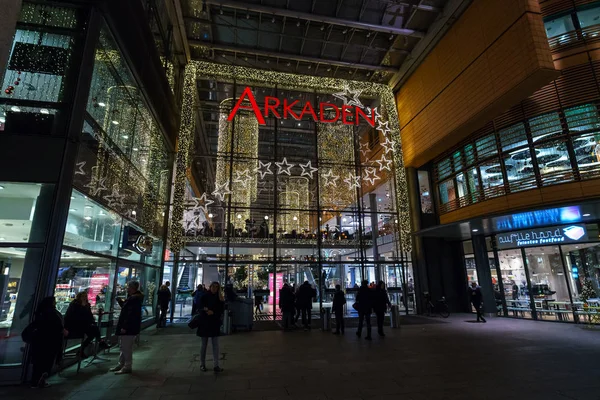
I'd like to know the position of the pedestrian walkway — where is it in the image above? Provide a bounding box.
[2,315,600,399]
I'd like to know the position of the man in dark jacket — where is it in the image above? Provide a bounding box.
[373,281,392,337]
[469,282,486,323]
[157,281,171,328]
[110,281,144,374]
[332,285,346,335]
[297,281,315,330]
[356,280,373,340]
[279,284,296,331]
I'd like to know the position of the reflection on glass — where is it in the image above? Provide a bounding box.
[479,159,505,197]
[438,178,455,205]
[0,182,53,243]
[544,14,575,38]
[497,249,531,319]
[534,140,573,184]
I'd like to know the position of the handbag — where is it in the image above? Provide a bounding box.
[352,302,359,311]
[188,313,201,329]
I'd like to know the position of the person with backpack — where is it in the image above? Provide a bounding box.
[332,285,347,335]
[25,296,65,388]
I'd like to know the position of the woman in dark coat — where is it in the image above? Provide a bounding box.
[64,291,107,358]
[30,296,65,388]
[197,282,225,373]
[373,281,392,337]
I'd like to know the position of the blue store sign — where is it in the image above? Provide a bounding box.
[496,224,588,249]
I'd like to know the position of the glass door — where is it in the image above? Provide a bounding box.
[497,249,532,318]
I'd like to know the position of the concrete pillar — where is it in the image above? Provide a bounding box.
[0,0,21,84]
[471,234,497,316]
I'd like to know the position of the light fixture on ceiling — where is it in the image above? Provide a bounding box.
[122,135,129,139]
[0,185,4,190]
[40,108,49,114]
[472,229,479,232]
[293,216,298,221]
[84,216,92,221]
[69,208,77,212]
[98,102,106,107]
[237,214,242,219]
[133,147,139,151]
[84,205,92,209]
[131,210,136,216]
[583,213,591,217]
[264,215,269,220]
[208,213,214,218]
[0,238,5,241]
[10,106,21,112]
[111,120,119,125]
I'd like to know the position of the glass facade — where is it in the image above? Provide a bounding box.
[435,104,600,214]
[544,4,600,50]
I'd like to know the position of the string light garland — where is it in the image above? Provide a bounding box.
[169,60,411,253]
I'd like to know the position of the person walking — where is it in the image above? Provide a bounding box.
[355,280,373,340]
[373,281,392,337]
[197,281,225,373]
[332,285,346,335]
[157,281,171,328]
[28,296,65,388]
[279,283,295,331]
[64,291,108,359]
[469,282,486,323]
[297,281,314,330]
[110,281,144,374]
[192,284,204,315]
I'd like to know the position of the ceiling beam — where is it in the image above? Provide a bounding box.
[189,41,399,72]
[204,0,425,37]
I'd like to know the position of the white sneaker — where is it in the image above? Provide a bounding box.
[114,368,132,375]
[109,365,123,372]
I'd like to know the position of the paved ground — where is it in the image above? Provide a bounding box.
[2,315,600,400]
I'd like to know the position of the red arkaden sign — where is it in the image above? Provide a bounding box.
[227,86,375,127]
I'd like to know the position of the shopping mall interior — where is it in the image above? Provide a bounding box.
[4,0,600,386]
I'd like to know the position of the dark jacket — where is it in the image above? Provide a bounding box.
[297,283,315,309]
[193,289,204,305]
[355,286,373,314]
[469,287,483,307]
[279,286,295,312]
[373,288,392,314]
[116,291,144,336]
[196,291,224,338]
[31,308,64,364]
[64,301,95,338]
[332,290,346,312]
[157,287,171,308]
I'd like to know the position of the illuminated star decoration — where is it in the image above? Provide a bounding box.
[299,161,318,179]
[359,142,371,157]
[84,167,107,196]
[257,180,273,195]
[367,107,381,122]
[104,185,126,209]
[233,169,252,188]
[380,137,395,154]
[363,167,381,186]
[322,169,340,187]
[332,87,364,108]
[187,192,214,216]
[343,172,361,190]
[376,154,393,171]
[254,160,273,179]
[377,119,391,136]
[75,161,87,176]
[275,158,295,176]
[212,180,232,202]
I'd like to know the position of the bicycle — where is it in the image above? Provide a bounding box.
[424,292,450,318]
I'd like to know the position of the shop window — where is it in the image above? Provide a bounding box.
[534,140,574,185]
[499,123,528,152]
[497,249,532,319]
[456,173,468,199]
[577,6,600,30]
[464,144,475,166]
[113,263,159,324]
[565,104,600,133]
[467,167,480,202]
[0,182,53,243]
[0,247,44,365]
[529,112,563,142]
[544,14,576,38]
[417,170,432,214]
[438,179,456,205]
[571,133,600,180]
[479,159,505,198]
[524,246,572,321]
[503,150,536,193]
[475,134,497,160]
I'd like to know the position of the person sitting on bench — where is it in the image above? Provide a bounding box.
[64,291,108,359]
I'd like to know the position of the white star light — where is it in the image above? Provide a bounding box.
[376,154,393,171]
[322,169,340,187]
[333,87,364,108]
[254,161,273,179]
[275,158,295,175]
[84,168,107,196]
[233,169,252,188]
[343,172,361,190]
[367,107,381,122]
[75,161,87,176]
[377,119,391,136]
[363,167,381,186]
[299,161,318,179]
[212,181,232,202]
[257,180,273,195]
[104,185,126,209]
[380,137,395,154]
[359,142,371,157]
[187,192,214,216]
